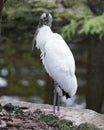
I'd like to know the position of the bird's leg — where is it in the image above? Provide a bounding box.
[57,95,61,112]
[53,82,63,117]
[53,87,57,114]
[55,95,62,117]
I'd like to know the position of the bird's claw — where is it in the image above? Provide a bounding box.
[54,111,63,118]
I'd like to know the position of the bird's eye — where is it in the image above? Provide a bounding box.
[43,17,46,20]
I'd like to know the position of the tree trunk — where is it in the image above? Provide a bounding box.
[0,0,4,12]
[87,0,104,15]
[86,37,104,112]
[86,0,104,113]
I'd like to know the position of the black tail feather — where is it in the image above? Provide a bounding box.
[62,89,70,99]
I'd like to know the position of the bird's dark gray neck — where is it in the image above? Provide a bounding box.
[38,24,50,29]
[38,21,44,28]
[38,20,52,28]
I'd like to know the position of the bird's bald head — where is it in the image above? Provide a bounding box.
[39,12,52,28]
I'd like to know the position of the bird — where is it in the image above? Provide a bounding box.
[32,12,78,116]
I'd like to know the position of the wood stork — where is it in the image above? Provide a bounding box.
[32,12,78,115]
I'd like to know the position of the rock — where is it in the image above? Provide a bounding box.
[0,120,7,128]
[0,100,104,129]
[76,123,101,130]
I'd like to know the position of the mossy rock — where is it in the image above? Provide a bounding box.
[37,113,73,130]
[75,123,102,130]
[37,113,102,130]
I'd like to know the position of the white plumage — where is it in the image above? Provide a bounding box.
[33,12,78,114]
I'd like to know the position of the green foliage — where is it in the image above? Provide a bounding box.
[62,19,80,40]
[4,0,56,20]
[62,0,87,8]
[79,14,104,39]
[62,0,77,7]
[62,13,104,41]
[30,0,57,9]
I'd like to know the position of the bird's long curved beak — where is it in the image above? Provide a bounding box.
[32,35,36,51]
[32,29,39,51]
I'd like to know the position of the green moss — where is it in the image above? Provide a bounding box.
[37,113,73,129]
[59,119,73,130]
[37,113,102,130]
[38,113,59,127]
[76,123,101,130]
[3,103,23,114]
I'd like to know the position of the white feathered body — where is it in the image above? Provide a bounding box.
[36,25,77,97]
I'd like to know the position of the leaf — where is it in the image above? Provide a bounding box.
[61,13,104,40]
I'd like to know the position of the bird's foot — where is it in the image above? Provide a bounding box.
[55,111,63,118]
[48,111,63,118]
